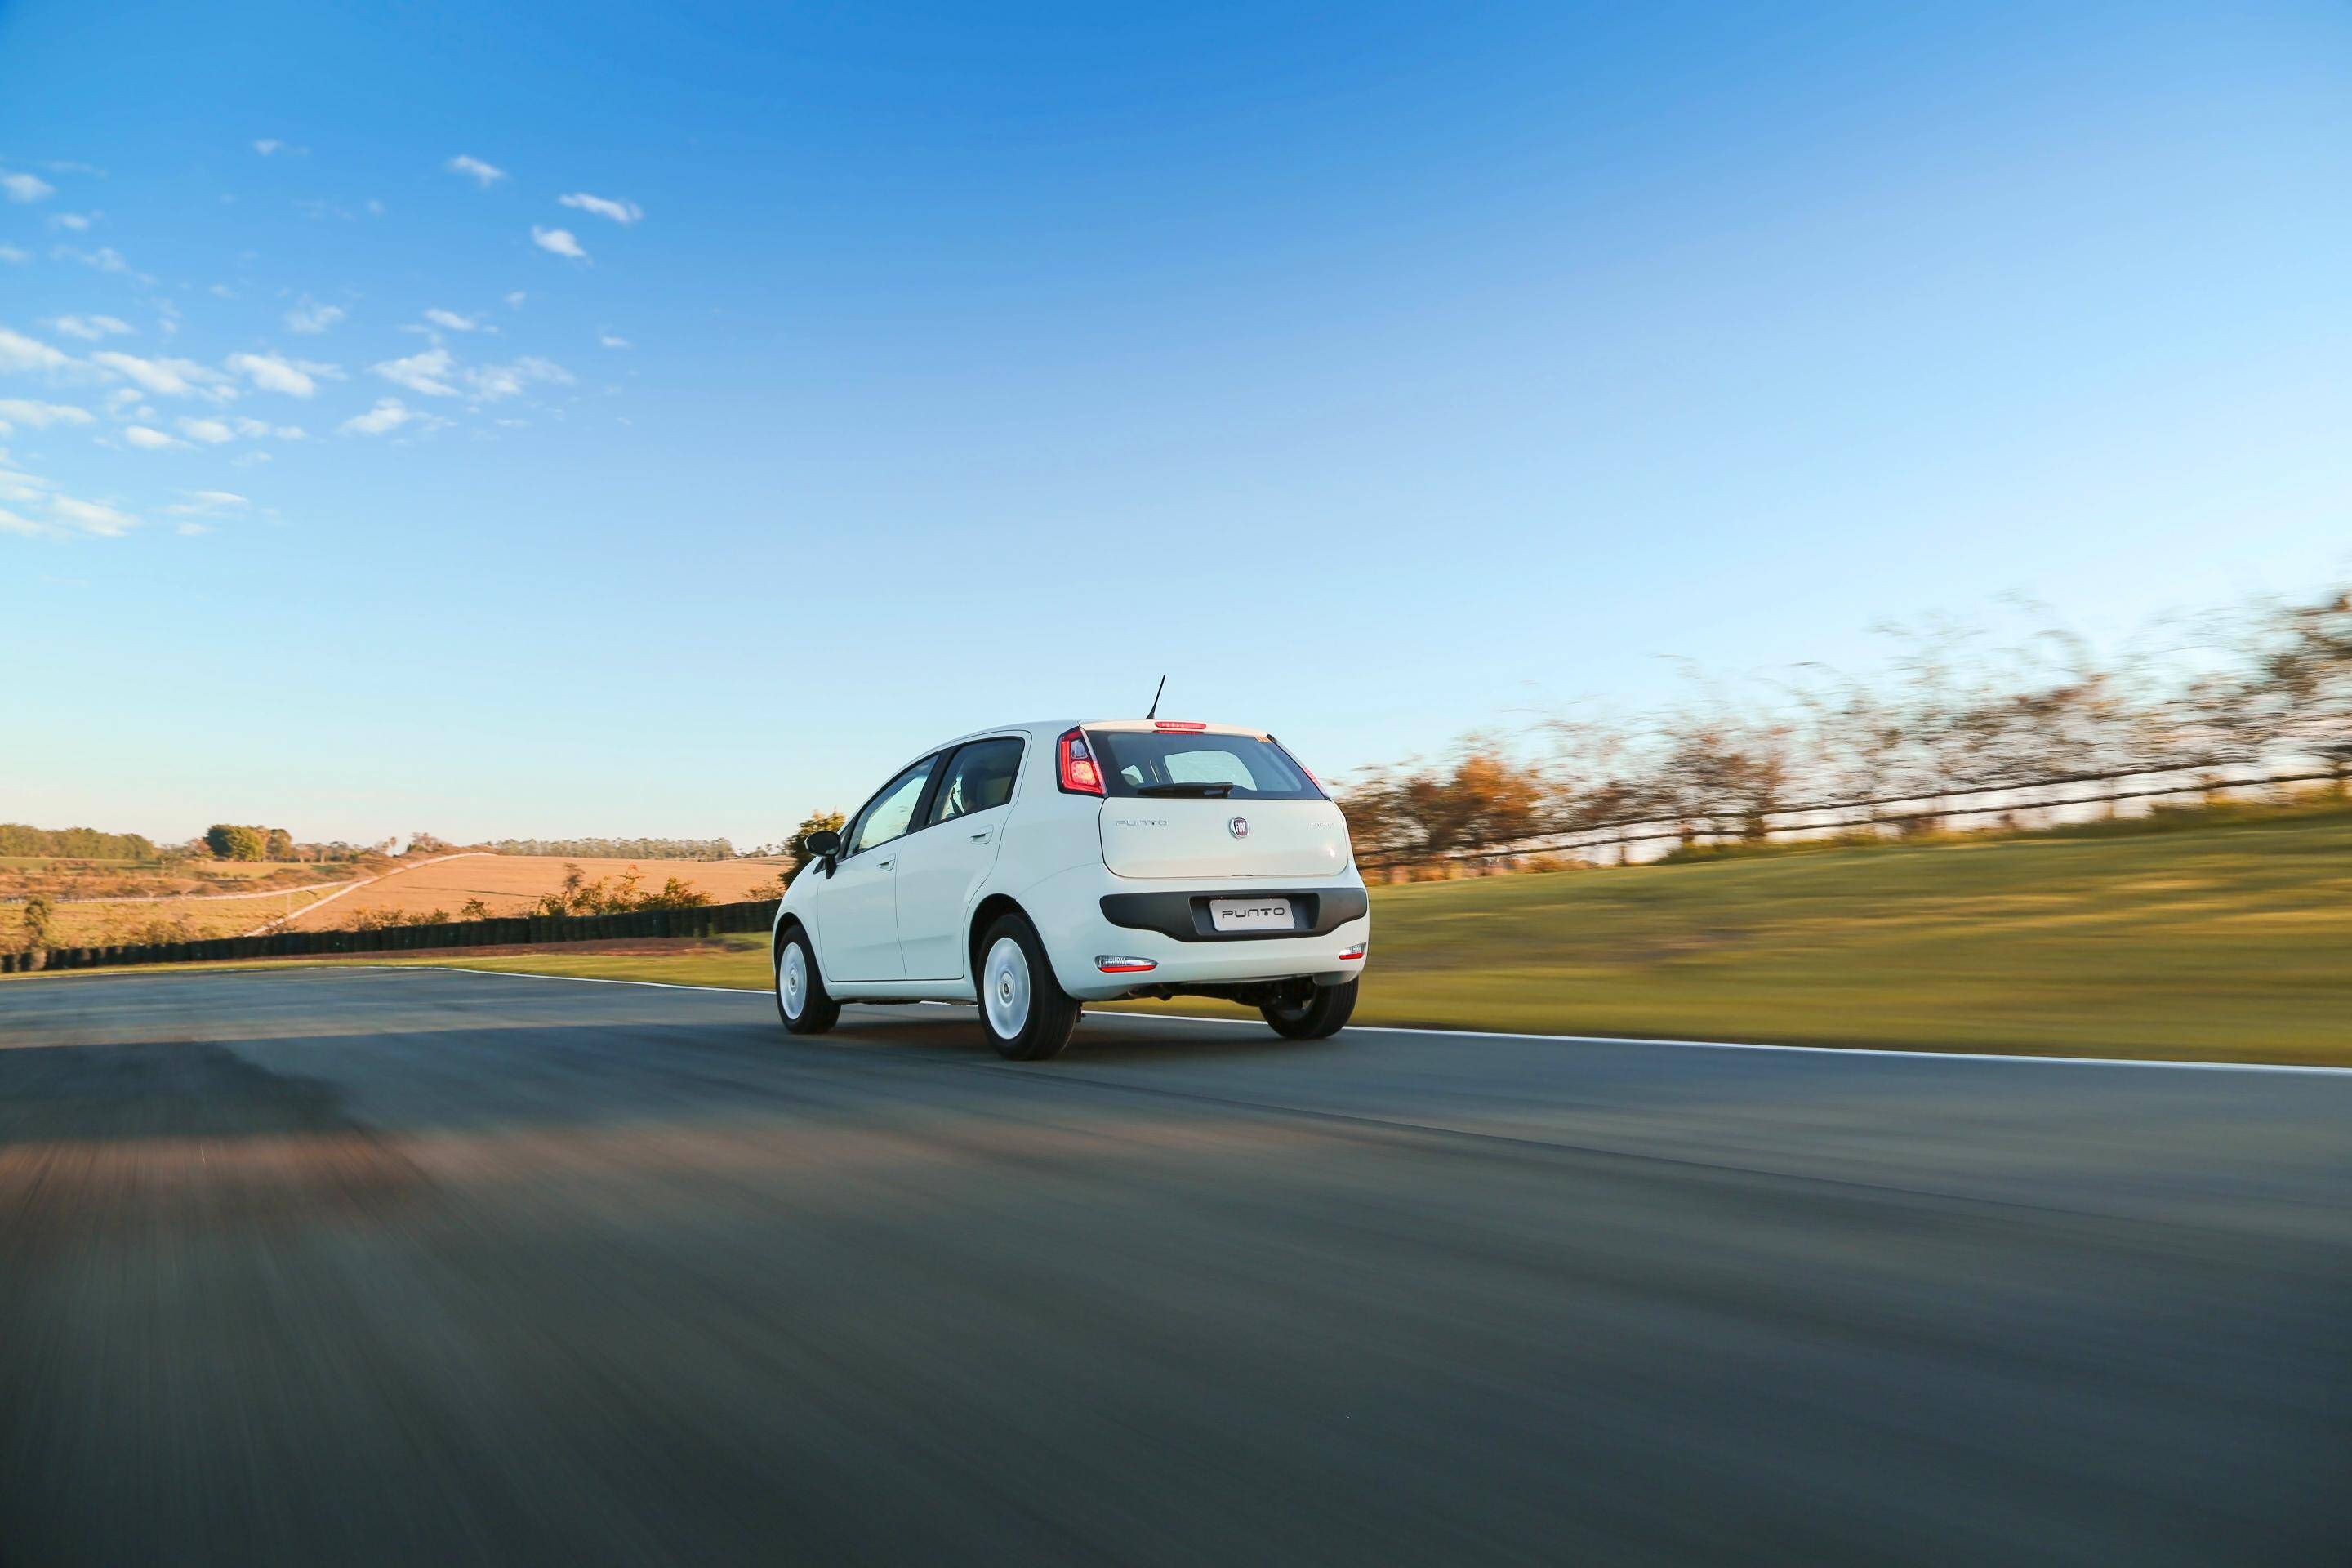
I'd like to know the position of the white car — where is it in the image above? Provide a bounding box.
[773,719,1370,1058]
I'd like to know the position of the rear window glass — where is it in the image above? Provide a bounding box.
[1086,731,1324,800]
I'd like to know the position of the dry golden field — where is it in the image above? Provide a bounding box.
[276,854,790,931]
[0,856,356,901]
[1,854,788,949]
[20,885,349,947]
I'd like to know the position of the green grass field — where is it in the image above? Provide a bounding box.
[11,806,2350,1064]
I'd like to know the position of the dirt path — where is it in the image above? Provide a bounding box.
[244,853,494,936]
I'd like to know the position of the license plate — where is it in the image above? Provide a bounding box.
[1209,897,1295,933]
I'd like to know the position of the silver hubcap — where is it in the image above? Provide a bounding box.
[779,941,808,1019]
[983,936,1031,1040]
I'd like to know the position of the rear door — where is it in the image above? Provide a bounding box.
[822,754,939,982]
[891,736,1025,978]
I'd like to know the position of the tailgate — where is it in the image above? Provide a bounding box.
[1098,799,1352,880]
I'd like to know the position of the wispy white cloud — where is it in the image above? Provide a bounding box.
[50,492,140,535]
[369,346,568,402]
[446,154,506,189]
[46,314,132,341]
[424,307,483,332]
[0,399,94,433]
[0,455,49,506]
[0,456,144,539]
[167,489,249,515]
[91,350,234,399]
[504,291,526,308]
[225,350,337,397]
[230,416,306,439]
[531,225,588,261]
[176,416,236,444]
[54,245,154,284]
[0,326,74,374]
[284,297,346,334]
[557,192,642,225]
[465,355,573,400]
[251,139,306,157]
[49,211,95,232]
[0,245,27,265]
[2,170,56,203]
[122,425,185,452]
[599,332,631,349]
[339,397,436,436]
[372,347,461,397]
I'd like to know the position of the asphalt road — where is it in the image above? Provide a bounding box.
[2,969,2345,1566]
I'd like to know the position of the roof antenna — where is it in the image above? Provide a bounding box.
[1144,675,1166,721]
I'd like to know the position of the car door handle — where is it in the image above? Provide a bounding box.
[875,857,893,871]
[969,829,991,844]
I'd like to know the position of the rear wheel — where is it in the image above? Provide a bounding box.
[775,925,840,1035]
[977,912,1081,1061]
[1263,978,1358,1040]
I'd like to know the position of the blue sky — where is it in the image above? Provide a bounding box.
[3,0,2347,846]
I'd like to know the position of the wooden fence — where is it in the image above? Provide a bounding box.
[0,898,782,975]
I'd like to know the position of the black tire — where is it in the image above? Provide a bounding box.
[1263,978,1358,1040]
[975,912,1081,1061]
[774,924,840,1035]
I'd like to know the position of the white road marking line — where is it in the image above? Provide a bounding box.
[421,966,759,996]
[416,967,2352,1075]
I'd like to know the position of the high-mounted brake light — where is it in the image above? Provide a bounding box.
[1057,727,1105,795]
[1096,956,1157,973]
[1153,719,1208,731]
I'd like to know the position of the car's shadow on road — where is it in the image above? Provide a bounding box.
[825,1002,1348,1067]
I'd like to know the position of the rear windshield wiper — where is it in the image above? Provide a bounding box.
[1135,782,1236,797]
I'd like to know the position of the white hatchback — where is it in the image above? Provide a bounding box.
[773,720,1370,1058]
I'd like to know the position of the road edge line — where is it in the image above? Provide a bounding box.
[413,966,2352,1075]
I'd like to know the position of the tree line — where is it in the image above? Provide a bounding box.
[0,825,159,860]
[488,837,740,861]
[1340,586,2352,872]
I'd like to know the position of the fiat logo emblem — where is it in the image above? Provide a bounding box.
[1228,817,1250,839]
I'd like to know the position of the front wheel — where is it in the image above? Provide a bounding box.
[775,925,840,1035]
[977,913,1081,1061]
[1263,978,1358,1040]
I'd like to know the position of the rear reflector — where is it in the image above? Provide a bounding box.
[1058,727,1105,795]
[1338,942,1367,960]
[1152,719,1208,731]
[1096,956,1157,973]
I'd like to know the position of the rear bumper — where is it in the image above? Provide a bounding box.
[1098,885,1369,942]
[1023,867,1370,1000]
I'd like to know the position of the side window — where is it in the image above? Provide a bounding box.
[848,755,939,857]
[926,737,1027,826]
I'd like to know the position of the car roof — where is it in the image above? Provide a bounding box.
[914,719,1272,753]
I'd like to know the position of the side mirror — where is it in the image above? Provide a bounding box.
[801,829,842,859]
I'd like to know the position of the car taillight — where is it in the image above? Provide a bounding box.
[1058,728,1105,795]
[1338,942,1367,960]
[1095,956,1157,973]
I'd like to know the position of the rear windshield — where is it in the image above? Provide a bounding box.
[1087,730,1325,800]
